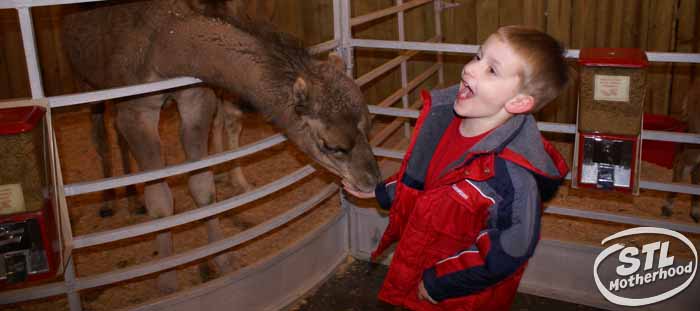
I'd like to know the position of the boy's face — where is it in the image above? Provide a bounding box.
[454,35,530,120]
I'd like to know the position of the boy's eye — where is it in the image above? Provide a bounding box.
[475,54,481,61]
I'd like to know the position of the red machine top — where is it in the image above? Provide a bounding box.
[579,48,649,68]
[0,106,46,135]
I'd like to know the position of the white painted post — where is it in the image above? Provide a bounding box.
[16,7,45,99]
[18,5,82,310]
[397,0,411,138]
[434,0,445,86]
[333,0,341,43]
[339,0,354,78]
[65,257,82,311]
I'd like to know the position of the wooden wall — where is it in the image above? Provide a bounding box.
[0,0,698,123]
[437,0,700,123]
[0,0,335,99]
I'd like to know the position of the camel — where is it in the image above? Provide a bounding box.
[61,0,381,292]
[661,78,700,222]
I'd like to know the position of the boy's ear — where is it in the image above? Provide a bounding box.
[505,94,535,114]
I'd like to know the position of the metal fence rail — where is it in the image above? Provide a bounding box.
[64,134,287,196]
[0,183,337,304]
[72,165,316,249]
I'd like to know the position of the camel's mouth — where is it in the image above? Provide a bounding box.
[343,179,374,194]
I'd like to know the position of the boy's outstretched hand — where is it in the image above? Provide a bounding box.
[341,180,376,199]
[418,280,438,304]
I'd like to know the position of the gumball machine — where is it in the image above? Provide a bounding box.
[0,101,67,286]
[572,48,648,195]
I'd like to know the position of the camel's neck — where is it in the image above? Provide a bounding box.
[152,14,306,122]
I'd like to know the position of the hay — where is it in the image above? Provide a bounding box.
[0,123,46,213]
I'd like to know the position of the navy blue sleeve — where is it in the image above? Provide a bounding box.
[422,163,541,302]
[375,180,397,210]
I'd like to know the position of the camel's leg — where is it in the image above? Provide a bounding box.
[210,95,252,192]
[90,102,117,218]
[79,78,115,218]
[222,100,254,192]
[115,95,178,293]
[174,87,233,275]
[691,164,699,222]
[116,128,146,215]
[210,96,228,183]
[662,159,685,217]
[210,97,226,154]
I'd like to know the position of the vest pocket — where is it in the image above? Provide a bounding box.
[427,185,488,244]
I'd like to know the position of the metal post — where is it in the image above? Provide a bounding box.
[397,0,411,138]
[339,0,355,77]
[16,7,45,99]
[19,5,80,310]
[333,0,341,43]
[434,0,444,86]
[65,256,82,311]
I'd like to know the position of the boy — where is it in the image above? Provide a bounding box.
[343,25,570,310]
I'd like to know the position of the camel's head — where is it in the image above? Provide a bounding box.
[284,53,380,193]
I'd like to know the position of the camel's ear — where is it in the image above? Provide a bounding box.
[328,52,346,72]
[293,77,310,115]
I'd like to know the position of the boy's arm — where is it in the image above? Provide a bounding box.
[374,173,399,210]
[421,172,541,302]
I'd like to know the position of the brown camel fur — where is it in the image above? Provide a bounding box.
[62,0,381,292]
[662,78,700,222]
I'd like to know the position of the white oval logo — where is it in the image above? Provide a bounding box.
[593,227,698,306]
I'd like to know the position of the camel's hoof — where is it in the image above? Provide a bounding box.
[99,208,114,218]
[661,206,673,217]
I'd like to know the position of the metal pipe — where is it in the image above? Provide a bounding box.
[64,134,286,196]
[352,39,700,63]
[17,7,45,99]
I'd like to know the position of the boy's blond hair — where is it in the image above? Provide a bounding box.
[495,25,569,111]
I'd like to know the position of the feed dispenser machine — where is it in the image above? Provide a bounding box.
[572,48,648,195]
[0,100,70,287]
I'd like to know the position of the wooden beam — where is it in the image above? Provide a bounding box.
[376,62,440,108]
[371,98,422,146]
[646,0,679,114]
[350,0,432,27]
[475,0,498,42]
[356,35,440,87]
[670,0,698,117]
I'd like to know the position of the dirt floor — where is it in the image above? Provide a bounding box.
[3,106,699,311]
[289,257,605,311]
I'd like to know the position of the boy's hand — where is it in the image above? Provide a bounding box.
[418,280,438,304]
[341,180,376,199]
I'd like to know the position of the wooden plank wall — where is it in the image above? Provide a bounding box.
[0,9,31,99]
[0,0,335,99]
[0,1,698,124]
[436,0,699,123]
[352,0,437,107]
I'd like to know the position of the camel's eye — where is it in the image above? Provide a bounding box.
[320,139,348,156]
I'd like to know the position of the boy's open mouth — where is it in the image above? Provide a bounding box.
[457,80,475,100]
